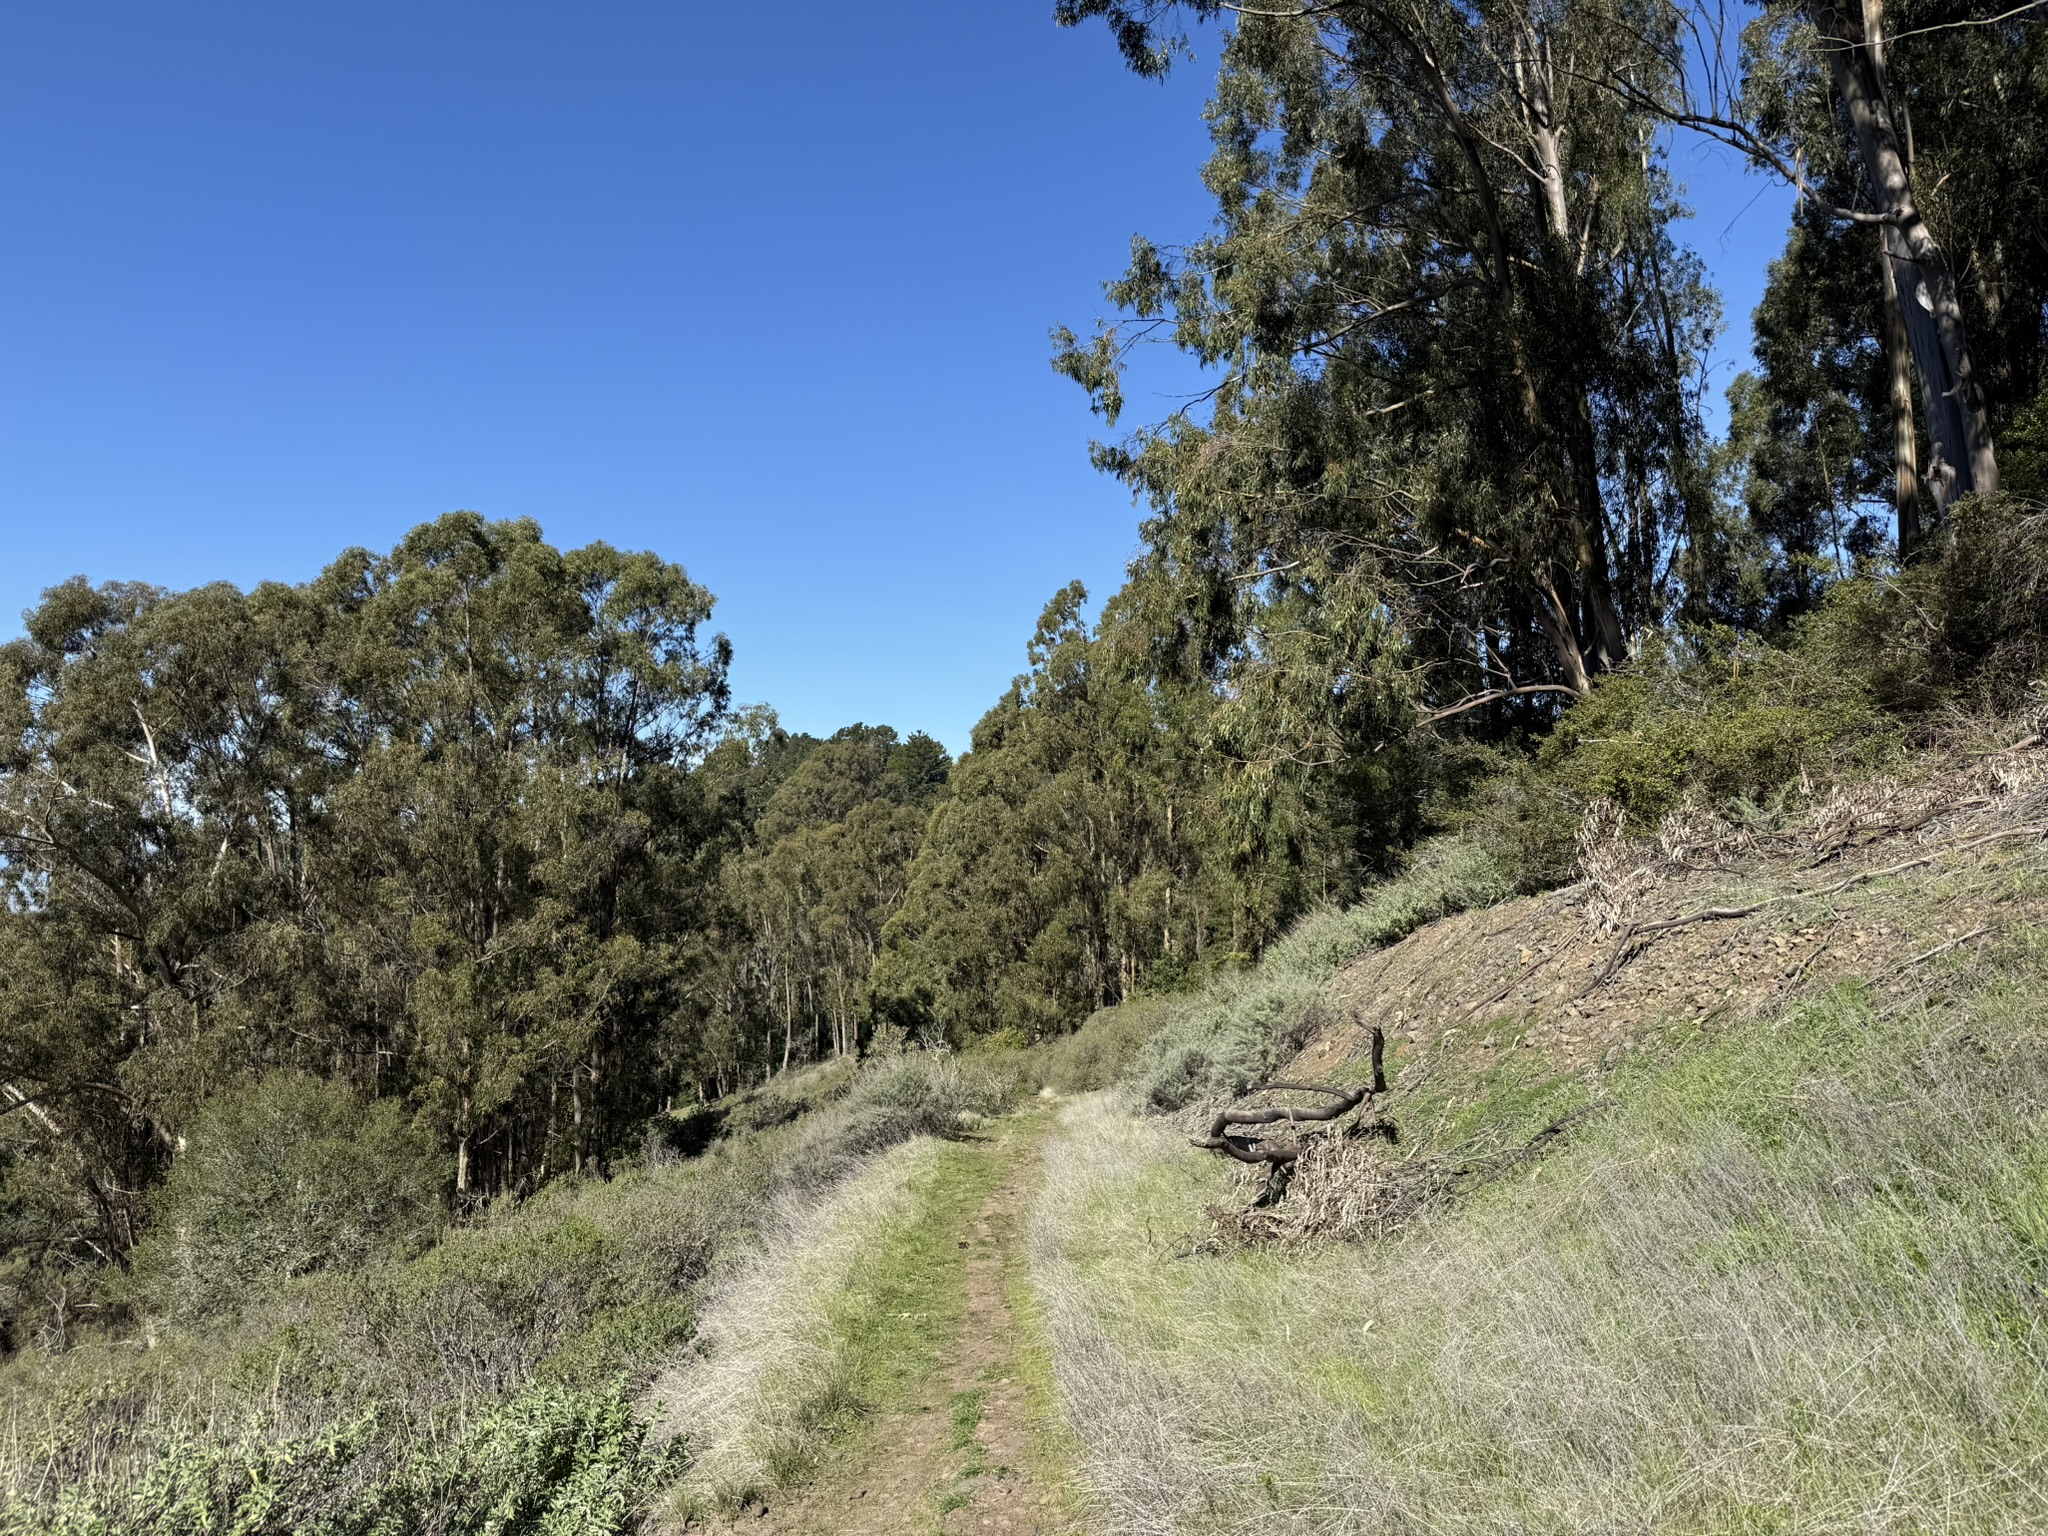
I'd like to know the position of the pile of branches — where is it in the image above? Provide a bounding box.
[1191,1025,1593,1248]
[1214,1133,1454,1249]
[1190,1026,1395,1207]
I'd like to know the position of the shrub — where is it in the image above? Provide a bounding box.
[809,1052,1023,1164]
[1446,756,1582,893]
[128,1075,446,1321]
[1128,837,1512,1110]
[1038,997,1177,1094]
[1799,491,2048,716]
[1538,629,1893,826]
[12,1377,680,1536]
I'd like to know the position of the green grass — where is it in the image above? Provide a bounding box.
[1032,960,2048,1533]
[823,1140,1005,1414]
[653,1120,1019,1519]
[948,1388,989,1451]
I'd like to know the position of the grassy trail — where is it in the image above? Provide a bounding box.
[693,1107,1079,1536]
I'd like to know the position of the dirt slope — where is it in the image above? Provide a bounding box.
[1292,738,2048,1085]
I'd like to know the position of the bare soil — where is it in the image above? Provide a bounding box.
[1297,738,2048,1086]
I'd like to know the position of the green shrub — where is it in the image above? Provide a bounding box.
[1447,756,1583,893]
[1129,836,1512,1109]
[386,1376,684,1536]
[1039,997,1177,1094]
[13,1377,680,1536]
[811,1052,1023,1162]
[128,1074,446,1320]
[1800,491,2048,715]
[1538,629,1893,826]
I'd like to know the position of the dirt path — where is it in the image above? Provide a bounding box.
[696,1117,1077,1536]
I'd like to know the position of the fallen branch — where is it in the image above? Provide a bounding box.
[1212,1101,1599,1249]
[1890,926,1992,974]
[1592,824,2048,987]
[1192,1027,1388,1192]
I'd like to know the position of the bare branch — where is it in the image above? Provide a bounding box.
[1191,1026,1389,1173]
[1415,683,1582,724]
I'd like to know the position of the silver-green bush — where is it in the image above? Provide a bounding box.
[128,1073,447,1320]
[1128,837,1513,1110]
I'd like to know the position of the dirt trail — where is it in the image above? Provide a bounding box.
[697,1120,1074,1536]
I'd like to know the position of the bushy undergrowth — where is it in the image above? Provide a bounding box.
[1826,493,2048,712]
[1037,996,1181,1095]
[127,1073,448,1322]
[1034,958,2048,1533]
[1444,494,2048,859]
[1538,627,1896,827]
[1127,837,1514,1110]
[0,1050,1023,1535]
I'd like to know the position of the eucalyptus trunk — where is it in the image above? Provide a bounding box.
[1817,0,1997,503]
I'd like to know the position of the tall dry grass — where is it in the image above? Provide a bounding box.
[1031,974,2048,1534]
[646,1135,947,1515]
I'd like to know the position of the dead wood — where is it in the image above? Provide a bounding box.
[1211,1103,1599,1249]
[1589,823,2048,988]
[1890,925,1993,973]
[1191,1028,1388,1200]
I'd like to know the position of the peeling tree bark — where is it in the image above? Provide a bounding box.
[1815,0,1997,502]
[1878,246,1922,549]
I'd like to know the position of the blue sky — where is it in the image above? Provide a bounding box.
[0,3,1788,755]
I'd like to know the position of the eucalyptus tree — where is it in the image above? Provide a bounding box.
[724,725,948,1069]
[1700,0,2044,538]
[1057,0,1720,722]
[309,515,731,1192]
[1703,0,2023,507]
[875,584,1268,1041]
[0,574,334,1271]
[0,514,736,1275]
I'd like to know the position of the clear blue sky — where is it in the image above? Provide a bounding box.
[0,3,1788,754]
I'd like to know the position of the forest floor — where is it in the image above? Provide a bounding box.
[692,1110,1080,1536]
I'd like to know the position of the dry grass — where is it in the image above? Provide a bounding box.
[0,1049,1024,1534]
[1030,966,2048,1534]
[645,1135,948,1516]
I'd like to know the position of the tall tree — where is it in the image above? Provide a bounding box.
[723,725,949,1069]
[1057,0,1720,709]
[1622,0,2044,512]
[0,514,735,1266]
[874,584,1330,1041]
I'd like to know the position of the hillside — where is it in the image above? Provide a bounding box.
[1026,733,2048,1533]
[1322,734,2048,1080]
[7,0,2048,1530]
[5,721,2048,1532]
